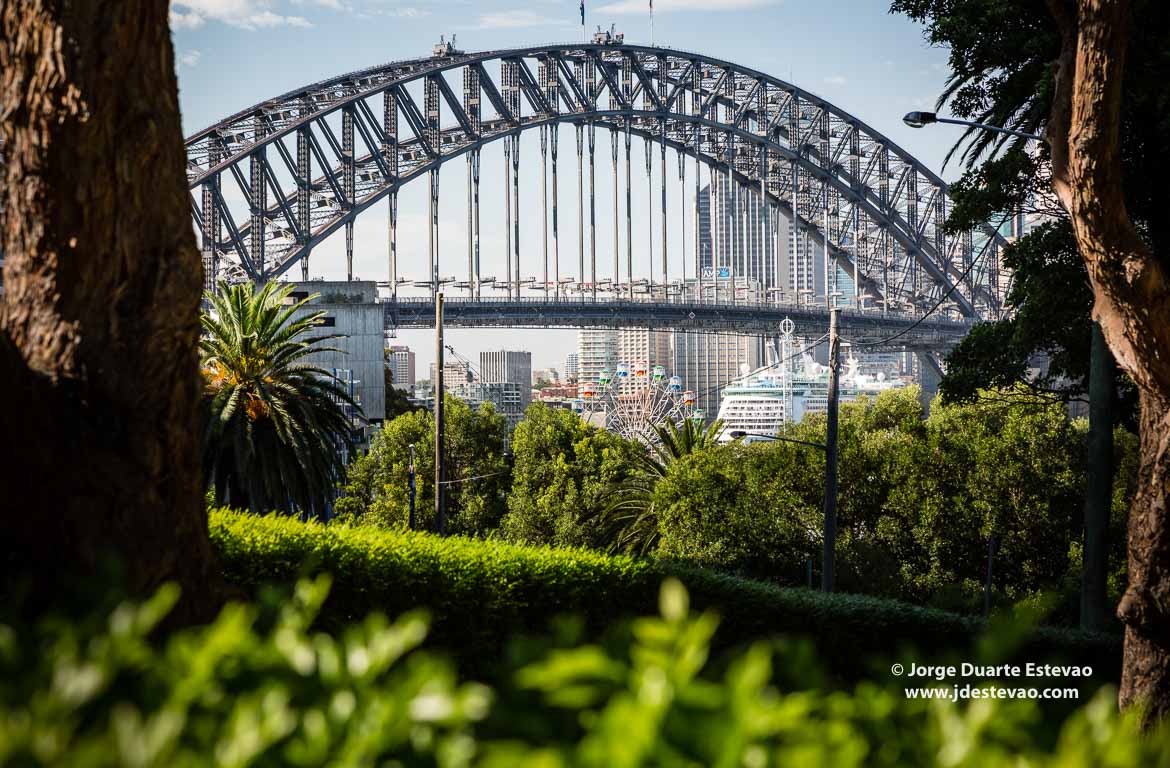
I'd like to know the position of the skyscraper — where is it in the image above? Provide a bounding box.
[672,332,762,421]
[577,329,618,390]
[479,350,533,409]
[698,173,779,294]
[563,353,579,383]
[385,345,415,391]
[617,328,673,395]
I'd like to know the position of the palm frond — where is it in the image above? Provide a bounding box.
[200,281,358,517]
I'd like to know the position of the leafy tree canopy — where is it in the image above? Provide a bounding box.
[334,395,509,535]
[891,0,1167,423]
[501,403,640,549]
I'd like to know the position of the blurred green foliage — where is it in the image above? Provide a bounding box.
[0,578,1161,767]
[0,575,489,767]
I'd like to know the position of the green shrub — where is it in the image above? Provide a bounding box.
[209,510,1119,687]
[0,576,1160,767]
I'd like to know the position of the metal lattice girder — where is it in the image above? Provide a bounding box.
[184,43,1013,320]
[383,297,973,348]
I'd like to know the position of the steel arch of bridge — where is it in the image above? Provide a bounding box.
[186,41,1011,320]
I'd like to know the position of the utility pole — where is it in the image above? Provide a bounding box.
[1082,321,1113,630]
[822,307,841,593]
[408,443,417,530]
[434,293,446,535]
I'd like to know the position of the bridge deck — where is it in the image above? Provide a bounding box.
[383,297,973,349]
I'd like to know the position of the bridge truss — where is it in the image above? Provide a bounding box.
[185,40,1012,329]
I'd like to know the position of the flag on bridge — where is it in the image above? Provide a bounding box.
[580,0,585,26]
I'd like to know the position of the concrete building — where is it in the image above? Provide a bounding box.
[532,367,560,385]
[577,329,618,388]
[454,381,526,428]
[479,350,532,409]
[618,328,673,395]
[430,360,475,391]
[564,353,579,382]
[537,384,578,400]
[386,345,415,391]
[672,331,762,421]
[288,281,386,441]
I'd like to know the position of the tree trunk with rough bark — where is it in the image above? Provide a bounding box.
[1047,0,1170,720]
[0,0,221,622]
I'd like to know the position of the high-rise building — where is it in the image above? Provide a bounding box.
[698,174,779,293]
[564,353,579,382]
[697,174,867,307]
[617,328,673,395]
[577,330,618,389]
[430,360,474,391]
[288,281,386,449]
[479,350,533,409]
[685,176,782,420]
[385,345,415,391]
[672,331,762,421]
[454,381,526,428]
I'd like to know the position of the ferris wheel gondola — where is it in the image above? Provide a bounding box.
[579,360,696,446]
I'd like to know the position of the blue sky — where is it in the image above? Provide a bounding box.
[173,0,961,373]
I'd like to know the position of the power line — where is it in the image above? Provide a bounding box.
[439,469,508,486]
[682,332,829,403]
[848,212,1012,348]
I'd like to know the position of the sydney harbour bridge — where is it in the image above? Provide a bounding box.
[185,36,1010,354]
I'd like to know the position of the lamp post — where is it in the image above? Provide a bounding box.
[901,111,1042,141]
[731,308,841,592]
[904,110,1109,628]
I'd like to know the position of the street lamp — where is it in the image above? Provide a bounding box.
[902,111,1043,142]
[727,430,825,452]
[901,111,1117,626]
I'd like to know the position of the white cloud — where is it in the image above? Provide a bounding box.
[290,0,347,10]
[823,75,847,86]
[179,49,202,67]
[169,8,205,29]
[169,0,314,30]
[597,0,779,13]
[366,5,429,18]
[474,9,558,29]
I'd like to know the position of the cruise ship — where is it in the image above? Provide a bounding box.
[715,349,909,443]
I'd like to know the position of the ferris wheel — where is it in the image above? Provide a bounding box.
[574,361,701,445]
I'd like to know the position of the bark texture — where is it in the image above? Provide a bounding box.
[1046,0,1170,719]
[0,0,221,621]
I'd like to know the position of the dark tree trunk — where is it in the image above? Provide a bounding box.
[1047,0,1170,720]
[1120,389,1170,713]
[0,0,221,621]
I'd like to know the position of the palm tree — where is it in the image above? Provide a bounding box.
[200,281,358,517]
[603,418,724,554]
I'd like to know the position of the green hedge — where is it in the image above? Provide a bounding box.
[210,510,1120,686]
